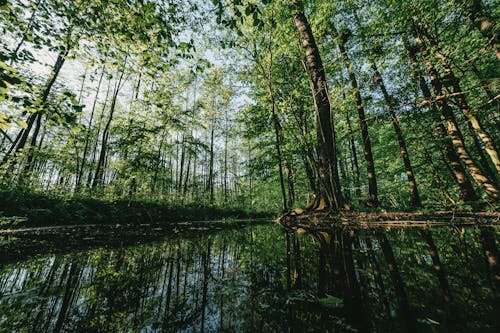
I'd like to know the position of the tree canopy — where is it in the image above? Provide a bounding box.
[0,0,498,212]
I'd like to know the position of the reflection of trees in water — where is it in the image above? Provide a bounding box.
[286,226,499,332]
[0,226,291,332]
[0,225,498,332]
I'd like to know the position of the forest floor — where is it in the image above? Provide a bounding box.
[0,189,272,228]
[278,209,500,231]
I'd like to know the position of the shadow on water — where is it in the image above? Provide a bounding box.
[0,223,498,332]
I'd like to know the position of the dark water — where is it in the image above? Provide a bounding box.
[0,224,498,332]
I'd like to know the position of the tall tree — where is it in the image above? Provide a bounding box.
[291,0,346,210]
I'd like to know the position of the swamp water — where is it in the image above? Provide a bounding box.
[0,224,498,332]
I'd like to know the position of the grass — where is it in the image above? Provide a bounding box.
[0,189,274,228]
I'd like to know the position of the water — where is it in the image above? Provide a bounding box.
[0,224,498,332]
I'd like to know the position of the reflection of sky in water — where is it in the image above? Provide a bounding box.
[0,224,498,332]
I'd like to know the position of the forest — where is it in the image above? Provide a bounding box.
[0,0,499,332]
[0,0,499,218]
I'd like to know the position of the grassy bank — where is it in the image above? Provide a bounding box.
[0,189,274,228]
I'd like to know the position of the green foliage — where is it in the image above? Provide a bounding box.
[0,0,498,214]
[0,189,273,227]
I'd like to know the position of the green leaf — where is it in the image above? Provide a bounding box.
[15,119,27,129]
[317,295,343,309]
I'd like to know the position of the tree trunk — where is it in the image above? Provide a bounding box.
[285,161,295,209]
[223,109,229,202]
[467,121,497,181]
[345,109,361,201]
[336,30,378,207]
[372,62,422,207]
[92,66,126,189]
[416,37,499,200]
[418,23,500,176]
[444,65,500,176]
[86,78,112,188]
[270,90,288,212]
[291,0,346,210]
[77,64,106,188]
[405,38,479,202]
[208,126,215,204]
[7,44,70,178]
[8,0,44,66]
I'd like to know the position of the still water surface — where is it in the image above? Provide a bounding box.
[0,224,498,332]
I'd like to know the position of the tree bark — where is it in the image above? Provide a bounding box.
[336,30,378,207]
[291,0,346,210]
[372,62,422,207]
[416,37,499,200]
[418,23,500,176]
[92,66,126,189]
[77,64,106,188]
[405,39,479,202]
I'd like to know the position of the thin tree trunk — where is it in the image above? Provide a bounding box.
[223,109,228,202]
[372,62,422,207]
[77,64,106,188]
[208,126,215,204]
[285,161,295,209]
[336,30,378,207]
[86,78,112,188]
[3,44,69,175]
[270,93,288,212]
[345,109,361,201]
[8,0,44,66]
[92,66,126,189]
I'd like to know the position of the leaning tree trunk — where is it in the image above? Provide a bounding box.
[76,63,106,188]
[416,37,499,200]
[405,39,478,202]
[291,0,346,210]
[443,64,500,176]
[417,25,500,176]
[335,29,378,207]
[24,34,72,176]
[372,62,422,207]
[8,0,44,66]
[92,67,125,189]
[3,43,70,175]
